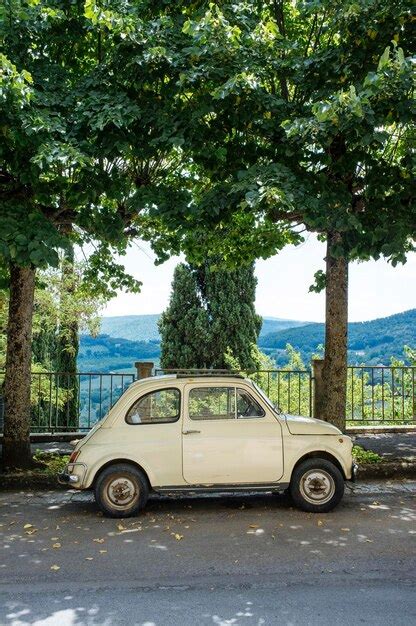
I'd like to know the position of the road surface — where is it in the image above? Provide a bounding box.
[0,481,415,625]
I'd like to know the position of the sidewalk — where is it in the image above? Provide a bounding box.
[353,432,416,461]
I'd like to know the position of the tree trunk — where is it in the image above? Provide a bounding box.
[2,263,36,468]
[320,231,348,431]
[56,245,79,430]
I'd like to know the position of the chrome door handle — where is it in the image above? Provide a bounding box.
[182,429,201,435]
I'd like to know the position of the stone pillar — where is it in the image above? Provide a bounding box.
[134,361,154,380]
[312,358,325,420]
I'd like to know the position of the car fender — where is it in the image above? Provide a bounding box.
[83,452,156,489]
[281,437,352,482]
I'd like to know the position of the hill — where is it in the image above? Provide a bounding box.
[98,314,309,342]
[100,314,161,342]
[78,309,416,372]
[259,309,416,366]
[78,315,309,372]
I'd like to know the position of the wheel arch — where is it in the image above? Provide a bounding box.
[89,458,152,490]
[291,451,346,480]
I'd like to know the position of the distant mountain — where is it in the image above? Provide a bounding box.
[259,309,416,366]
[78,333,160,373]
[259,317,310,338]
[79,314,309,372]
[98,314,309,343]
[100,314,161,342]
[78,309,416,373]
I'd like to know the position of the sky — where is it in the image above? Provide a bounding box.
[101,235,416,323]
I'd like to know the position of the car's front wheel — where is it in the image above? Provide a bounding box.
[94,463,149,518]
[290,458,344,513]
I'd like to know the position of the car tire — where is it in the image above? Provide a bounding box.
[94,463,149,518]
[290,458,344,513]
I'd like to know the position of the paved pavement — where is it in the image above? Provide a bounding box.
[353,432,416,461]
[0,482,415,625]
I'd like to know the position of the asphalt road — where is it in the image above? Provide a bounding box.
[0,482,415,625]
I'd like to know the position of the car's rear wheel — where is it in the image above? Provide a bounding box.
[94,463,149,518]
[290,458,344,513]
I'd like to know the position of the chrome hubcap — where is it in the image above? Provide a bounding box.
[300,469,335,505]
[106,477,137,508]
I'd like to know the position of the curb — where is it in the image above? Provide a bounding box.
[0,472,66,490]
[357,461,416,479]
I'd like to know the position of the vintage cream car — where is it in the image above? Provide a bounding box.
[59,374,356,516]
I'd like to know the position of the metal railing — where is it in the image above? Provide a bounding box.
[347,366,416,425]
[155,368,313,417]
[0,371,136,433]
[0,365,415,433]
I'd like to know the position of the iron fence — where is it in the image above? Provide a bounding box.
[0,371,136,433]
[155,368,313,417]
[0,365,415,434]
[347,366,416,425]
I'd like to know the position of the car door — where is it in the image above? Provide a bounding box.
[182,383,283,485]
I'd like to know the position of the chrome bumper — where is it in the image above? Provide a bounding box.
[58,470,79,485]
[58,462,87,487]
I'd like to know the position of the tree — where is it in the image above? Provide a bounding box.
[151,0,415,430]
[0,1,188,467]
[159,260,261,370]
[197,260,262,370]
[159,263,210,369]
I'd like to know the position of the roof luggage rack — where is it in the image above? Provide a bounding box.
[155,369,245,379]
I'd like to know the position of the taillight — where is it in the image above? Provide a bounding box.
[69,449,81,464]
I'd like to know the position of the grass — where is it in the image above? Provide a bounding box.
[352,444,383,464]
[32,450,70,475]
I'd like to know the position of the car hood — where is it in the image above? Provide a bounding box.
[284,414,342,435]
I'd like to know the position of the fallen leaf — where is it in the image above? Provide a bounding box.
[341,528,350,532]
[85,557,94,561]
[50,565,60,571]
[317,520,324,526]
[52,543,61,549]
[173,533,183,541]
[51,537,59,541]
[117,524,126,531]
[93,538,105,543]
[23,523,33,529]
[25,529,37,535]
[99,550,107,554]
[249,524,259,528]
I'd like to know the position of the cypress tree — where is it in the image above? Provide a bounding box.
[203,262,262,370]
[159,261,261,370]
[158,264,210,369]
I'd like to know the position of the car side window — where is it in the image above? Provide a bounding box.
[236,389,265,419]
[189,387,265,420]
[189,387,236,420]
[126,388,180,424]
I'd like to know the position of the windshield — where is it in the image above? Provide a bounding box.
[252,382,281,414]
